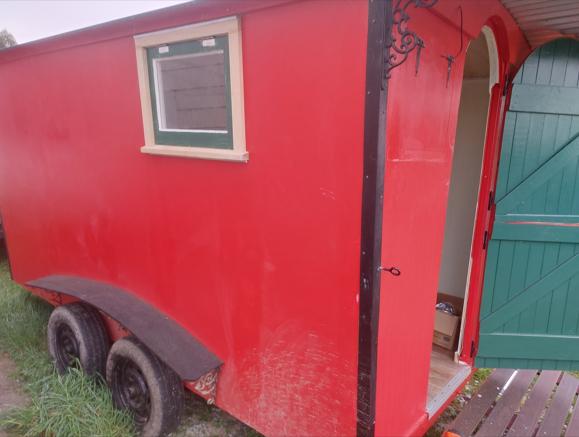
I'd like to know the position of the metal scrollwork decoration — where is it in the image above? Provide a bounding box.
[385,0,438,79]
[194,369,219,405]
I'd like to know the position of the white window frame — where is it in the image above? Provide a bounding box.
[134,17,248,162]
[152,50,228,134]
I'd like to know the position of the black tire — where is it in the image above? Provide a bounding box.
[47,302,110,377]
[106,336,183,437]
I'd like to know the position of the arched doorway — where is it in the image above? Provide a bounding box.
[428,28,498,413]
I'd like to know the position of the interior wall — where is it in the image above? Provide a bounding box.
[438,78,490,297]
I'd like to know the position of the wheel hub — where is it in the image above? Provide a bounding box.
[55,324,80,368]
[113,358,151,426]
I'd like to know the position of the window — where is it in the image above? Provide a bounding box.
[135,17,247,161]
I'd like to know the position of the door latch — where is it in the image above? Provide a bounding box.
[378,266,401,276]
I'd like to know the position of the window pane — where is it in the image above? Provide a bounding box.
[156,50,227,132]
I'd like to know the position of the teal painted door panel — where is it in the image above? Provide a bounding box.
[510,84,579,115]
[477,39,579,370]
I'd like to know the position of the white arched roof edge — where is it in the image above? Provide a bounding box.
[482,26,499,92]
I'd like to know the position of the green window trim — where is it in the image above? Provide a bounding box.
[146,35,234,150]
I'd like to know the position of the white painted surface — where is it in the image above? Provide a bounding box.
[438,78,490,298]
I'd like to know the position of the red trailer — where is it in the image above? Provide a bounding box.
[0,1,578,436]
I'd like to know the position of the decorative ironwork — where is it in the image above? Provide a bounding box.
[194,368,219,405]
[442,54,455,88]
[385,0,438,79]
[441,6,464,87]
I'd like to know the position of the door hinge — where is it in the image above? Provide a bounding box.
[483,230,489,250]
[470,340,476,358]
[488,190,494,210]
[502,73,511,96]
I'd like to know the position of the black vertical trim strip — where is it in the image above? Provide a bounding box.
[357,1,390,436]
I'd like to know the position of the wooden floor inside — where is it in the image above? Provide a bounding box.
[428,345,468,404]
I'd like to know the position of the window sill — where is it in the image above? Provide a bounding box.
[141,145,248,162]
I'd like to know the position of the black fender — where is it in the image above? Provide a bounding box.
[27,275,222,380]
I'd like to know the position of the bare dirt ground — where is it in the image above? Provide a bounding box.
[0,353,27,437]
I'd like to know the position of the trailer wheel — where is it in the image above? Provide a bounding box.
[47,302,110,377]
[107,336,183,437]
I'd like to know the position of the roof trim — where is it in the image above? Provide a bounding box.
[501,0,579,48]
[0,0,295,64]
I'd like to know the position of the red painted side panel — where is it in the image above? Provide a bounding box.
[375,2,529,436]
[0,1,368,435]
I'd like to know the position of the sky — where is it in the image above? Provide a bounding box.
[0,0,190,44]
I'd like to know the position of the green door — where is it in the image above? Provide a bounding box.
[477,38,579,369]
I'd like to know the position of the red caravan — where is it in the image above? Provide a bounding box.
[0,1,578,436]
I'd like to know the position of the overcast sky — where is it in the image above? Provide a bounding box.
[1,0,189,44]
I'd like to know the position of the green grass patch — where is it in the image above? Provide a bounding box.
[0,260,134,437]
[0,259,260,437]
[2,368,134,437]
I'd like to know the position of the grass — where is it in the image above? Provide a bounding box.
[0,259,135,436]
[0,258,260,437]
[2,369,135,436]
